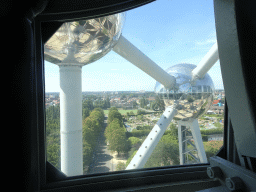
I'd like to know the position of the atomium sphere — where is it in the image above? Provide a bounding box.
[154,63,215,121]
[44,12,126,66]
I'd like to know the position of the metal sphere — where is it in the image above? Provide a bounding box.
[155,63,215,120]
[44,13,126,66]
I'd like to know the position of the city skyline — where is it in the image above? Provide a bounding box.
[45,0,224,92]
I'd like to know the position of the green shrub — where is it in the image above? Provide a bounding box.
[116,162,126,171]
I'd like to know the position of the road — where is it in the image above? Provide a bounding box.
[87,116,116,174]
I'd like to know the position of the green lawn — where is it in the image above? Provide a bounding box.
[104,109,138,115]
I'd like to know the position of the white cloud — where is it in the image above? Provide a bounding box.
[195,38,216,46]
[193,31,217,51]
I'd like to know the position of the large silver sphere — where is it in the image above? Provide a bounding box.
[155,63,214,120]
[44,13,126,66]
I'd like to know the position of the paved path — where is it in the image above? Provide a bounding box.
[88,116,116,174]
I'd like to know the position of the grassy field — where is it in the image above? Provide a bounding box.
[104,109,138,115]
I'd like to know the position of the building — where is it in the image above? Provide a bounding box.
[212,99,221,106]
[206,110,215,115]
[208,134,223,141]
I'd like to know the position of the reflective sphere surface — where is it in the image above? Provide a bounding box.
[44,13,126,66]
[155,64,214,120]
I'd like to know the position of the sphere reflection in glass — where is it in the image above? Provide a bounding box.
[154,64,214,120]
[44,12,126,66]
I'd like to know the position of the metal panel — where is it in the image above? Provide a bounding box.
[209,156,256,191]
[214,0,256,158]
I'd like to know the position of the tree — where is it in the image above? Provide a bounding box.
[128,136,141,149]
[150,101,157,111]
[126,150,137,167]
[137,115,144,121]
[203,141,223,161]
[109,107,118,113]
[144,133,179,168]
[105,118,123,140]
[90,108,104,126]
[129,111,135,116]
[116,162,126,171]
[105,118,128,155]
[47,142,60,170]
[155,95,165,111]
[151,96,165,111]
[46,105,60,169]
[83,117,100,148]
[93,100,103,109]
[132,100,138,109]
[82,107,91,120]
[107,110,123,125]
[137,109,146,115]
[83,140,93,170]
[169,123,178,139]
[83,99,94,110]
[82,107,105,172]
[104,97,111,109]
[187,95,194,103]
[139,97,147,108]
[82,108,104,148]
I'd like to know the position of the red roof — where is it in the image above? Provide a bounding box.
[212,100,220,105]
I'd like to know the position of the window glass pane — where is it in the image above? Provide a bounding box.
[45,0,224,177]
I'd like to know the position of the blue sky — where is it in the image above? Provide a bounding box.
[45,0,223,92]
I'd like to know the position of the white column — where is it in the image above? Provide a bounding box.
[59,65,83,176]
[126,104,178,170]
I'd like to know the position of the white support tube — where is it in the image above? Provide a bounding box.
[60,66,83,176]
[126,103,178,170]
[113,35,176,89]
[191,42,219,82]
[189,119,208,163]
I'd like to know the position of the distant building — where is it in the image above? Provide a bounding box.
[208,134,223,141]
[206,110,215,115]
[212,99,221,106]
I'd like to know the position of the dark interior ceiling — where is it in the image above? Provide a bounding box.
[39,0,155,21]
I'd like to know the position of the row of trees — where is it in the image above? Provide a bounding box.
[93,98,111,109]
[104,107,179,171]
[46,103,105,172]
[105,107,128,155]
[46,105,61,169]
[82,108,105,172]
[82,97,110,119]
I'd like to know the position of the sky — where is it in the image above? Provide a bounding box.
[45,0,224,92]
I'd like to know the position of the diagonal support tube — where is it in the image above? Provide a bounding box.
[113,35,176,89]
[191,42,219,82]
[126,102,178,170]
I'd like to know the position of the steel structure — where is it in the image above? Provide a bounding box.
[178,119,208,165]
[44,13,125,176]
[45,11,219,174]
[126,103,178,169]
[113,36,219,169]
